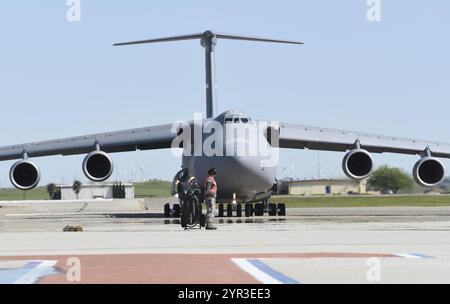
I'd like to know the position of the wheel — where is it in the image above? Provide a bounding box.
[268,203,277,216]
[180,207,187,228]
[244,204,252,217]
[164,203,171,217]
[226,204,233,217]
[254,203,264,216]
[173,204,181,218]
[277,203,286,216]
[218,204,224,218]
[236,204,242,217]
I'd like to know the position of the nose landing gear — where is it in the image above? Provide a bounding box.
[164,203,181,218]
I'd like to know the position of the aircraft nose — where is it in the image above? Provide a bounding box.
[228,156,276,187]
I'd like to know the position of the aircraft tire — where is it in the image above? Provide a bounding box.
[236,204,242,217]
[254,203,264,216]
[218,204,224,218]
[268,203,277,216]
[277,203,286,216]
[226,204,233,217]
[173,204,181,218]
[245,204,252,217]
[164,203,171,218]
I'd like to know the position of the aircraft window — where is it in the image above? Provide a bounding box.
[241,118,249,123]
[225,118,233,123]
[234,118,240,123]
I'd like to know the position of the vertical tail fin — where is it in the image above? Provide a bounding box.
[114,31,303,118]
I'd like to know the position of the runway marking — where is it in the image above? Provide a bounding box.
[13,260,59,284]
[0,260,59,284]
[0,199,113,205]
[6,211,133,217]
[0,253,437,284]
[232,253,434,284]
[395,253,435,259]
[231,258,299,284]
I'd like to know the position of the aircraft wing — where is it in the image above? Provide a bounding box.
[271,122,450,158]
[0,123,178,161]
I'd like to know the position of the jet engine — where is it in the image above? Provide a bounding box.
[82,150,114,182]
[10,160,41,190]
[413,157,445,187]
[342,149,374,180]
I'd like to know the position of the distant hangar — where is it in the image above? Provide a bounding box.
[284,179,367,196]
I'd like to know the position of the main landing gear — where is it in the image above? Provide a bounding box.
[165,200,286,218]
[217,199,286,218]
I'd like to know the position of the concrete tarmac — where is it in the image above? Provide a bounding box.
[1,198,450,284]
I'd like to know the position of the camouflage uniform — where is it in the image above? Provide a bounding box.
[204,175,218,230]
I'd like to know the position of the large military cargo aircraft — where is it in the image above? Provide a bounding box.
[1,31,449,217]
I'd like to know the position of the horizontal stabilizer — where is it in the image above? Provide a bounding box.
[215,33,303,45]
[114,30,303,46]
[113,33,205,46]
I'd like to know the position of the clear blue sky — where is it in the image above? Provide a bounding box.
[0,1,449,186]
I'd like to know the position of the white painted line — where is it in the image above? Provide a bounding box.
[395,253,435,259]
[0,199,113,205]
[395,254,422,259]
[6,211,136,217]
[13,260,58,284]
[231,258,282,284]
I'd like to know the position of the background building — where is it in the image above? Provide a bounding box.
[285,179,366,196]
[59,183,135,200]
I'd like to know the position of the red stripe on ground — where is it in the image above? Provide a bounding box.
[0,253,398,284]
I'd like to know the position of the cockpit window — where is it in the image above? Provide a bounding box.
[225,115,252,124]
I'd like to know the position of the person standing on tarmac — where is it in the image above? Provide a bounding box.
[175,169,188,203]
[204,168,218,230]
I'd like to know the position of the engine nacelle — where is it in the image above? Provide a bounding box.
[413,157,445,187]
[342,149,374,180]
[82,151,114,182]
[9,160,41,190]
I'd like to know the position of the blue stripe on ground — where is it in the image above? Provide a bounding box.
[23,261,42,269]
[0,268,32,284]
[247,259,300,284]
[0,261,61,284]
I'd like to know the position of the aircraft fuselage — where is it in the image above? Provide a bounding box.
[180,110,277,203]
